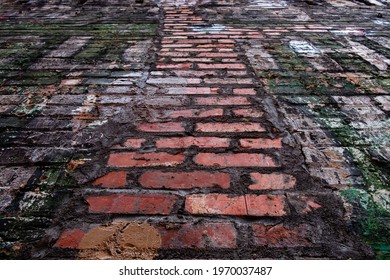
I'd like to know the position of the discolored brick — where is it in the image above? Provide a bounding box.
[195,122,265,133]
[139,171,230,189]
[194,153,278,167]
[87,194,178,214]
[160,223,237,249]
[249,173,296,190]
[108,152,185,167]
[156,137,230,148]
[240,138,282,149]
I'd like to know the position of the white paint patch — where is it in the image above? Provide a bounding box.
[247,0,287,9]
[346,38,389,71]
[331,28,365,36]
[373,20,390,26]
[289,40,321,56]
[192,24,226,33]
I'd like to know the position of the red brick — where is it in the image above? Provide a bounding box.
[172,48,213,52]
[233,88,257,95]
[240,138,282,149]
[55,229,85,249]
[233,108,263,117]
[197,52,238,58]
[92,171,127,188]
[252,224,312,247]
[249,173,296,190]
[159,52,190,57]
[185,194,246,215]
[194,153,278,167]
[164,108,224,119]
[185,194,286,216]
[157,63,192,69]
[173,39,213,44]
[195,97,250,106]
[171,58,213,63]
[139,171,230,189]
[87,194,177,214]
[245,195,287,216]
[197,44,235,48]
[137,122,185,132]
[108,152,184,167]
[196,122,265,133]
[198,63,246,69]
[156,137,230,148]
[160,223,237,249]
[167,87,219,95]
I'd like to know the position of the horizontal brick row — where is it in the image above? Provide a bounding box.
[86,193,287,217]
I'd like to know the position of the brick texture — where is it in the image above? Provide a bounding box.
[139,171,230,189]
[87,194,178,214]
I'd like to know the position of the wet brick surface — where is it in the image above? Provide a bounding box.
[0,0,389,259]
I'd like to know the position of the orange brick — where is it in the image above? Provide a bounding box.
[55,229,85,249]
[92,171,127,188]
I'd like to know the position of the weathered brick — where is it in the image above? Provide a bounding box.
[233,88,257,95]
[204,78,253,84]
[239,138,282,149]
[167,87,219,95]
[157,63,192,69]
[185,194,287,216]
[198,63,246,69]
[249,173,296,190]
[195,123,265,133]
[185,194,246,215]
[156,137,230,148]
[252,224,312,247]
[164,108,224,119]
[197,52,238,58]
[160,223,237,249]
[172,70,217,77]
[87,194,177,214]
[55,229,85,249]
[119,138,145,149]
[245,195,287,216]
[92,171,128,188]
[287,195,322,214]
[108,152,185,167]
[139,171,230,189]
[194,153,278,167]
[137,122,185,132]
[233,108,263,118]
[194,97,250,105]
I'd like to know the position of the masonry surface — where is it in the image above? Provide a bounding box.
[0,0,389,259]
